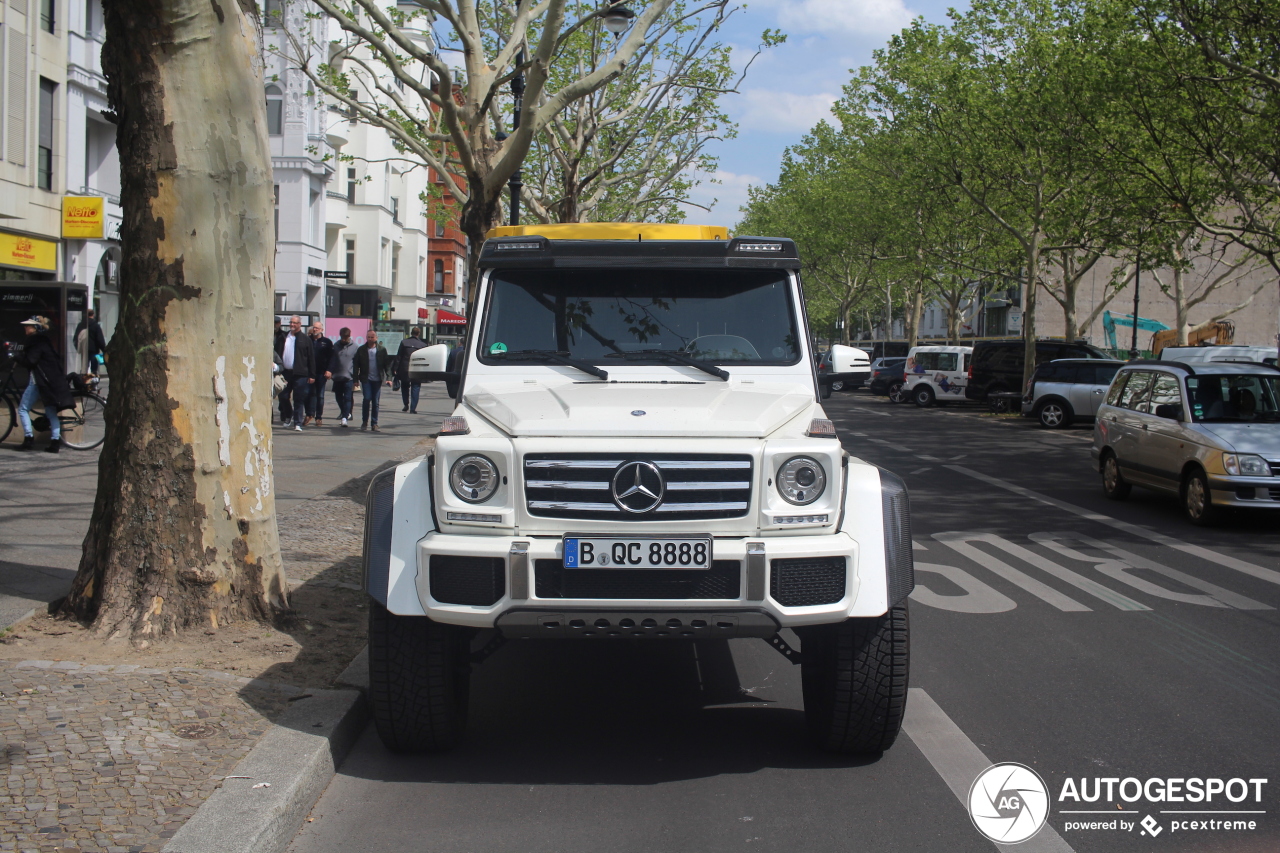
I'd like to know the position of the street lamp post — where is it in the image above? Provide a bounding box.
[1130,248,1141,360]
[504,3,634,227]
[507,48,526,227]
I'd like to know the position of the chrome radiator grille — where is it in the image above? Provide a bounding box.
[524,453,753,521]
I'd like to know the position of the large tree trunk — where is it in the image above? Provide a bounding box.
[1022,229,1042,392]
[460,169,505,316]
[59,0,284,642]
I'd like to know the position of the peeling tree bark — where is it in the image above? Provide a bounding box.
[59,0,285,642]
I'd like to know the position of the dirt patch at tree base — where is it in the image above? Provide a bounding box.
[0,581,368,689]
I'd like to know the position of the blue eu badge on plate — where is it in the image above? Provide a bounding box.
[563,538,579,568]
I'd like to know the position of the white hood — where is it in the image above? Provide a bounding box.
[464,380,815,438]
[1200,422,1280,457]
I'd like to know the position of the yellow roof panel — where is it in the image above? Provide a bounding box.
[486,222,729,241]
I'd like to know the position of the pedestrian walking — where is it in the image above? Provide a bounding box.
[306,321,334,426]
[15,316,74,453]
[73,309,108,375]
[394,326,428,413]
[330,327,357,427]
[352,329,391,431]
[273,315,315,431]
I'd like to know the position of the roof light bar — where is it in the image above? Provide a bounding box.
[494,241,544,251]
[735,241,783,252]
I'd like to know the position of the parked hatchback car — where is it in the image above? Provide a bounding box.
[1091,360,1280,524]
[1022,359,1125,428]
[869,357,907,399]
[967,340,1110,403]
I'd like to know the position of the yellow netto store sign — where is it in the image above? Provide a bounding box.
[62,196,106,239]
[0,232,57,271]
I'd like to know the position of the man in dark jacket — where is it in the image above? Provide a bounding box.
[305,321,334,426]
[394,326,428,413]
[273,315,314,431]
[352,329,391,431]
[16,316,74,452]
[74,309,108,374]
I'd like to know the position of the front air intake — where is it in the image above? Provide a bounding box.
[770,557,846,607]
[429,555,505,606]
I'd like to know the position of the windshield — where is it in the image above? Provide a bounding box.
[478,268,801,365]
[1186,375,1280,422]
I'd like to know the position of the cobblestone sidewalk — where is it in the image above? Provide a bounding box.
[1,660,298,853]
[0,437,435,852]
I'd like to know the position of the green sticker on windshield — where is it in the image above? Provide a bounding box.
[489,342,508,355]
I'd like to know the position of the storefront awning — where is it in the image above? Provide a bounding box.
[437,309,467,326]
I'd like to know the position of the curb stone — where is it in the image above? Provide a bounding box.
[160,682,368,853]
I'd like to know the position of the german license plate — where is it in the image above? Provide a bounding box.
[563,536,712,569]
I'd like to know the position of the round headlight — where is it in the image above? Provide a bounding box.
[450,454,499,503]
[777,456,826,505]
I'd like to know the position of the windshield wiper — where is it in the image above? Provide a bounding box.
[493,349,608,380]
[605,349,729,380]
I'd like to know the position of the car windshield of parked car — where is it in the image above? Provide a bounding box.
[1186,375,1280,422]
[479,268,799,365]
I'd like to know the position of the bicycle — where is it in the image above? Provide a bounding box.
[0,357,107,450]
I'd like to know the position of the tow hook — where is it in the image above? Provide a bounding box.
[765,632,802,665]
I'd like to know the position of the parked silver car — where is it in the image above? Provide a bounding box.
[1022,358,1125,428]
[1091,361,1280,524]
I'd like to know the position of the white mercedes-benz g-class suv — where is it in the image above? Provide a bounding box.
[362,223,910,754]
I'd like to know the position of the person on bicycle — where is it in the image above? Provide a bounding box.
[16,316,74,452]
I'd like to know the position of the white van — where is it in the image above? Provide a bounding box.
[1160,345,1278,367]
[904,345,973,407]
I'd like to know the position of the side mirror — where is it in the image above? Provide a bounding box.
[408,343,453,382]
[1154,403,1183,421]
[829,344,871,379]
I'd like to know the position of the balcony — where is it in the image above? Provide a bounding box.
[325,191,349,229]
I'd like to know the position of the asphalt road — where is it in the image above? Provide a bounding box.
[0,382,455,630]
[290,391,1280,853]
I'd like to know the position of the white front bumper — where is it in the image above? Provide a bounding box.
[415,530,864,629]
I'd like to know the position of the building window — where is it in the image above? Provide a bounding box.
[275,292,288,312]
[273,185,280,243]
[391,246,399,291]
[264,0,283,27]
[390,196,400,224]
[433,259,444,293]
[266,85,283,135]
[38,79,56,191]
[346,167,356,203]
[41,0,56,33]
[345,238,356,279]
[435,218,445,238]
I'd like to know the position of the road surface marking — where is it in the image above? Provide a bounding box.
[910,467,932,474]
[1029,533,1270,610]
[904,689,1077,853]
[935,532,1091,612]
[912,563,1017,613]
[947,465,1280,587]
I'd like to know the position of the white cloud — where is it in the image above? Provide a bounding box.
[679,170,767,227]
[735,88,838,133]
[754,0,916,37]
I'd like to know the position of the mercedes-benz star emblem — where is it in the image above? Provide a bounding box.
[611,461,665,513]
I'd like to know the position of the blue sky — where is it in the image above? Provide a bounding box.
[678,0,966,227]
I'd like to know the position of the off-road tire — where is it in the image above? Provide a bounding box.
[1036,399,1073,429]
[888,381,907,404]
[1182,468,1219,526]
[1101,451,1131,500]
[913,385,936,408]
[830,380,845,393]
[368,600,471,753]
[799,605,910,754]
[820,382,832,400]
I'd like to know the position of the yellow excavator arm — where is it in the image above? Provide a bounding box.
[1151,321,1235,356]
